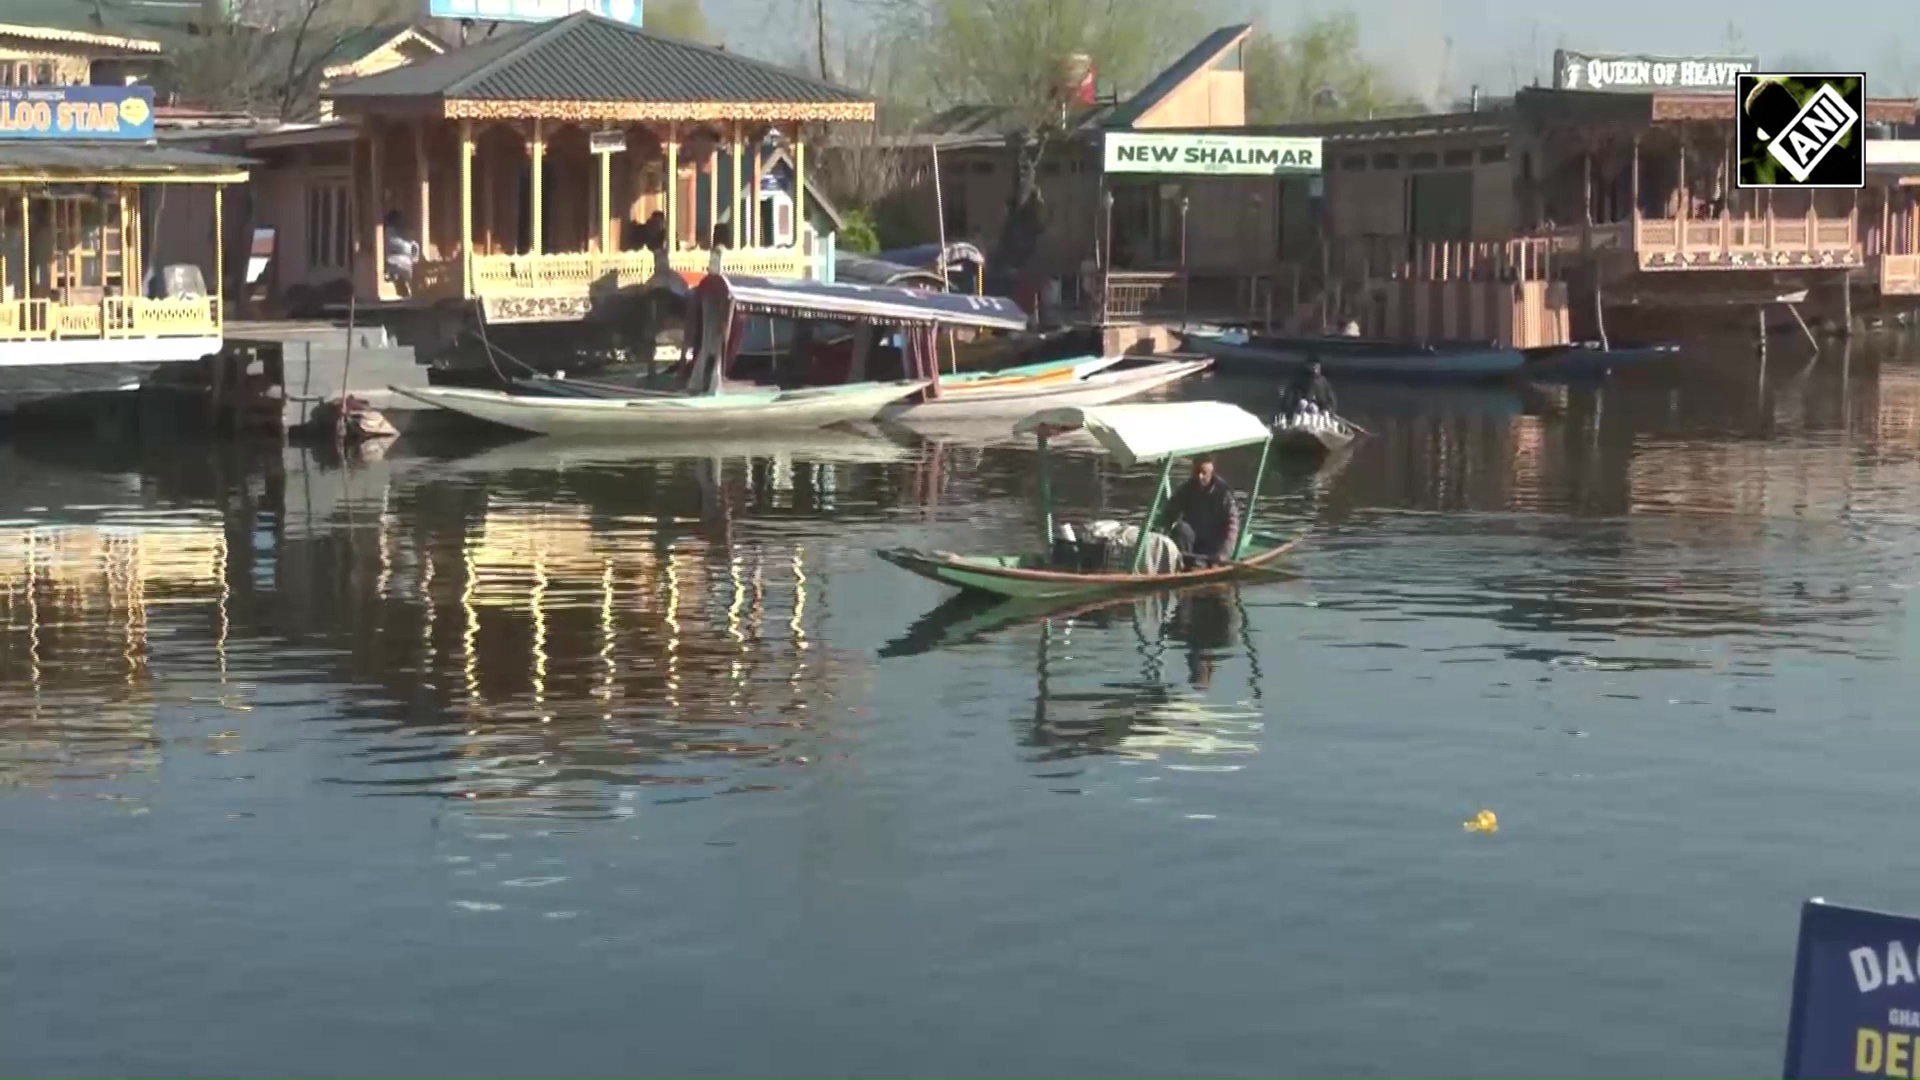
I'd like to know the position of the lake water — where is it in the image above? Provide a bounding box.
[5,337,1920,1077]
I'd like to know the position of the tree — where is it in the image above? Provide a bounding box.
[882,0,1206,276]
[173,0,413,118]
[644,0,716,46]
[1243,13,1416,124]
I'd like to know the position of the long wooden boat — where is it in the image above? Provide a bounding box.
[878,533,1302,601]
[1520,342,1682,381]
[388,379,924,436]
[878,357,1211,422]
[877,401,1307,602]
[1269,409,1359,454]
[1176,327,1524,382]
[427,427,916,472]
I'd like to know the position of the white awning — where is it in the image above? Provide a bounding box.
[1012,401,1270,468]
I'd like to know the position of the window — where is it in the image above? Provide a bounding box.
[1371,152,1399,170]
[1342,155,1368,172]
[305,181,351,271]
[1442,148,1473,167]
[1479,145,1508,164]
[1408,151,1438,169]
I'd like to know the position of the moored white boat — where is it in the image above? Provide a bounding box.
[389,379,923,436]
[878,357,1212,422]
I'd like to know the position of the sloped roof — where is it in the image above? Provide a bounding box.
[326,11,874,123]
[326,22,446,68]
[0,0,174,51]
[0,142,250,183]
[1102,24,1251,129]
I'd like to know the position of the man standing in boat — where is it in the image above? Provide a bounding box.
[1278,359,1337,420]
[1165,455,1240,568]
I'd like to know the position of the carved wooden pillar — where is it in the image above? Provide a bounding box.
[793,125,806,249]
[530,118,545,256]
[459,119,474,293]
[706,132,718,246]
[665,122,678,250]
[749,124,764,246]
[730,121,744,251]
[415,119,432,258]
[366,117,384,299]
[598,134,612,257]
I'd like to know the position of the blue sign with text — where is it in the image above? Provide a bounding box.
[0,85,154,141]
[426,0,640,25]
[1784,900,1920,1078]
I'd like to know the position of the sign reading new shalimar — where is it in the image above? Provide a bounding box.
[1103,132,1322,177]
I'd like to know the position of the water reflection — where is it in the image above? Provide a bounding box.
[2,343,1920,811]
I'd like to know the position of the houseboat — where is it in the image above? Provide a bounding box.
[1289,53,1920,346]
[0,83,246,416]
[239,11,873,372]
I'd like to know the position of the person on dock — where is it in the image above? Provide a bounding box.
[1164,455,1240,568]
[1279,359,1337,421]
[383,210,419,297]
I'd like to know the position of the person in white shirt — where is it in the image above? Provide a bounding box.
[383,210,420,297]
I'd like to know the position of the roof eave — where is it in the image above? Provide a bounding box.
[437,98,875,123]
[0,20,162,53]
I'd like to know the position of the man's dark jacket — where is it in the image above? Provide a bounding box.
[1166,476,1240,558]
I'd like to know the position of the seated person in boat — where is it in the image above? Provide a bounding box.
[1164,455,1239,568]
[1278,359,1337,420]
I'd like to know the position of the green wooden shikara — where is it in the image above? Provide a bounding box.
[876,401,1306,601]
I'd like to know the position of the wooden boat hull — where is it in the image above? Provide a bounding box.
[876,531,1303,601]
[389,380,924,436]
[1270,418,1356,454]
[1176,330,1523,382]
[432,428,915,472]
[881,358,1212,422]
[1520,342,1681,382]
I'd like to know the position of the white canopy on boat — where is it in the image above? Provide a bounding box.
[1012,402,1271,468]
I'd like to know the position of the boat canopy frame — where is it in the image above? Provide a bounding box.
[1011,402,1278,571]
[687,272,1031,399]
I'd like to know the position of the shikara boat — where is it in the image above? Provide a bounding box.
[700,274,1207,421]
[877,401,1306,601]
[389,379,922,436]
[1268,407,1360,454]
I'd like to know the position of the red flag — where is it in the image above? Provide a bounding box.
[1077,63,1097,105]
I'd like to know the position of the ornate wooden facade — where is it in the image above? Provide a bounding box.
[297,11,874,325]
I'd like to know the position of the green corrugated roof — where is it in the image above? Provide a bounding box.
[327,11,869,107]
[0,0,192,48]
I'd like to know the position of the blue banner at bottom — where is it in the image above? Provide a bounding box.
[1785,900,1920,1078]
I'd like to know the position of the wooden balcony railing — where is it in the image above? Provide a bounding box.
[1334,235,1558,283]
[1880,254,1920,295]
[0,296,220,344]
[425,247,813,302]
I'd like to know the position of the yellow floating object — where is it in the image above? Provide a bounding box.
[1463,809,1499,833]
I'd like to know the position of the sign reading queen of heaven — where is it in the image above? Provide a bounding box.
[1783,900,1920,1078]
[1553,49,1758,92]
[1103,132,1322,177]
[428,0,640,25]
